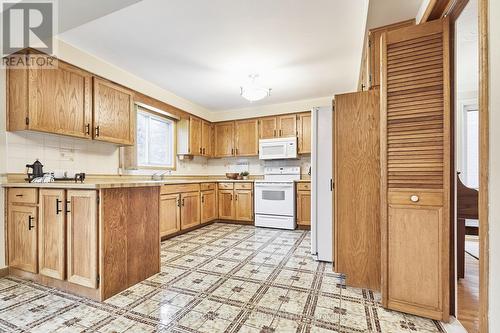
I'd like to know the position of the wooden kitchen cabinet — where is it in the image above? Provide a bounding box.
[8,204,38,273]
[201,188,217,223]
[66,190,98,288]
[189,116,203,155]
[180,192,200,229]
[296,190,311,227]
[277,114,297,137]
[259,117,278,139]
[201,120,214,157]
[159,193,181,237]
[234,189,253,221]
[235,119,259,156]
[93,77,135,145]
[297,112,311,154]
[214,121,235,157]
[7,60,93,138]
[38,189,66,280]
[218,189,235,219]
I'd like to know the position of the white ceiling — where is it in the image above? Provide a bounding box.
[58,0,369,111]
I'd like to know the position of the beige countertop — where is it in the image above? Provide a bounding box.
[2,178,310,189]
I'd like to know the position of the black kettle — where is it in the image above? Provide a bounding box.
[26,159,44,182]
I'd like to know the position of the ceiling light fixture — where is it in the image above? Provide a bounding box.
[240,74,271,102]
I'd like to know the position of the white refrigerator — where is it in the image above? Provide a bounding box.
[311,106,333,262]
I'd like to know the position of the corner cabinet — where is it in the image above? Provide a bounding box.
[93,78,135,145]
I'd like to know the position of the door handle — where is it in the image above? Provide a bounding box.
[410,195,420,203]
[65,200,71,214]
[56,199,62,214]
[28,216,34,230]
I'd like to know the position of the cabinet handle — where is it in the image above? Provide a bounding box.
[182,198,185,206]
[273,129,277,137]
[410,195,420,203]
[235,194,238,201]
[199,147,202,154]
[65,200,71,214]
[231,148,234,155]
[203,148,206,155]
[201,195,204,203]
[177,199,181,207]
[279,129,283,136]
[56,199,62,214]
[95,126,100,137]
[85,123,90,135]
[28,216,34,230]
[230,194,233,201]
[235,148,238,155]
[15,194,23,197]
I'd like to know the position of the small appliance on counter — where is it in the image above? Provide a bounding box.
[25,160,86,183]
[25,159,46,182]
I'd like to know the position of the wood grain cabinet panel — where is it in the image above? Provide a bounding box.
[259,117,277,139]
[189,116,203,155]
[296,190,311,226]
[180,192,200,230]
[66,190,98,289]
[8,204,38,273]
[218,190,234,220]
[214,122,235,157]
[38,189,66,280]
[201,120,214,157]
[93,77,135,145]
[235,189,253,221]
[235,119,259,156]
[277,114,297,137]
[297,112,312,154]
[201,190,217,223]
[160,193,181,237]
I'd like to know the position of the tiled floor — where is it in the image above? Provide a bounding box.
[0,223,445,332]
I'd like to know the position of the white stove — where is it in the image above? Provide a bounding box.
[254,167,300,230]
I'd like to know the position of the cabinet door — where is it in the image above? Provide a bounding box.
[235,190,253,221]
[380,19,450,321]
[201,190,217,223]
[66,190,98,288]
[160,193,181,237]
[278,114,297,137]
[214,122,235,157]
[297,113,312,154]
[296,190,311,226]
[190,117,203,155]
[39,189,66,280]
[201,120,213,156]
[8,204,38,273]
[28,62,92,138]
[93,77,135,145]
[259,117,277,139]
[181,192,200,230]
[218,190,234,220]
[235,119,259,156]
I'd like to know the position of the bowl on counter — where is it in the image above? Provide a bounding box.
[225,173,239,180]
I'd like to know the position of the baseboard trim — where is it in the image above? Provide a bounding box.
[0,267,9,278]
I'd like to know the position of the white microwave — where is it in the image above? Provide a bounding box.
[259,137,298,160]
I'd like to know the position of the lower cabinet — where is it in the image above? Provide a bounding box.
[218,183,254,222]
[201,188,217,223]
[159,193,181,237]
[7,188,98,289]
[296,183,311,227]
[181,192,201,229]
[8,203,38,273]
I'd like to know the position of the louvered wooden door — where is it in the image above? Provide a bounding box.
[380,19,450,321]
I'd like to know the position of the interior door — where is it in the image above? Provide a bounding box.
[380,18,451,321]
[8,204,38,273]
[160,193,181,236]
[235,119,259,156]
[180,192,200,230]
[66,190,98,288]
[39,189,66,280]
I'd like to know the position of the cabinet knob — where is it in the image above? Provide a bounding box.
[410,195,420,203]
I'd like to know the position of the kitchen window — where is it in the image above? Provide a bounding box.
[136,108,175,169]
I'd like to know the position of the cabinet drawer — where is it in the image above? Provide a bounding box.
[388,190,443,206]
[8,188,38,204]
[296,182,311,191]
[201,183,216,191]
[218,182,234,190]
[234,183,253,190]
[161,183,200,195]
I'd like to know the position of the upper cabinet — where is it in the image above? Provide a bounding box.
[297,112,311,154]
[93,78,135,145]
[201,120,214,157]
[258,115,297,139]
[235,119,259,156]
[189,116,202,155]
[259,117,278,139]
[214,121,235,157]
[178,116,213,157]
[8,60,93,138]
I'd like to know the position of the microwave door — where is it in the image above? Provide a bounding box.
[260,143,287,160]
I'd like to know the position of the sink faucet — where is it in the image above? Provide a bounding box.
[151,171,171,180]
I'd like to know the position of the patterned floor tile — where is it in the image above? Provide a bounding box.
[0,223,444,333]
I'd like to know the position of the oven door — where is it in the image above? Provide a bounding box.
[254,182,295,216]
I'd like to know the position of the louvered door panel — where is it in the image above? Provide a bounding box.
[380,18,450,322]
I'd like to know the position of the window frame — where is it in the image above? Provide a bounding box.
[136,107,177,170]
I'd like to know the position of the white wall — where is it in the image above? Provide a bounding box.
[488,0,499,330]
[0,65,6,269]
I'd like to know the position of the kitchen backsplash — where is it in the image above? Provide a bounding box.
[6,131,311,177]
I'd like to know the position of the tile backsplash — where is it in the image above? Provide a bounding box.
[6,131,311,177]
